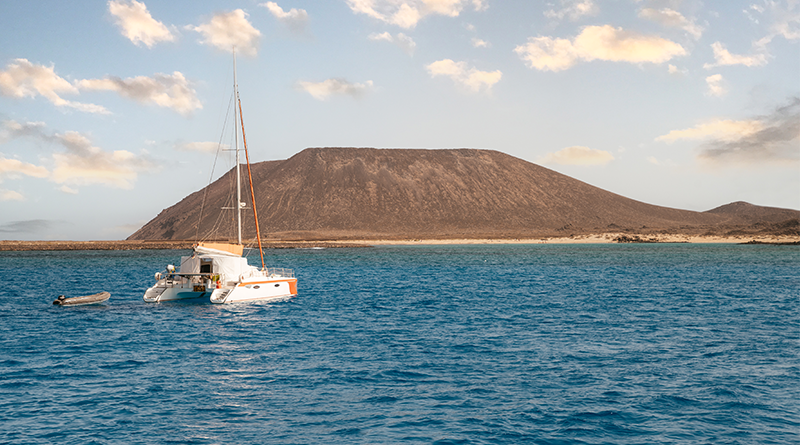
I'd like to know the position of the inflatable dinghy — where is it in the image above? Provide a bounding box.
[53,292,110,306]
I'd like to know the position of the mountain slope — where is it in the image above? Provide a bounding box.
[128,148,798,240]
[704,201,800,224]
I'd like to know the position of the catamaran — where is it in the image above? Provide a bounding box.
[143,53,297,304]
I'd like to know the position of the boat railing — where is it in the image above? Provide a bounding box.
[266,268,294,278]
[241,268,295,279]
[161,275,187,288]
[160,273,215,288]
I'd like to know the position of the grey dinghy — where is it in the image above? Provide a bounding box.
[53,292,110,306]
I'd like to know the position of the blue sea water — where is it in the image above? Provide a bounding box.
[0,244,798,444]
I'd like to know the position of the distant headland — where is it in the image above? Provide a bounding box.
[126,148,799,243]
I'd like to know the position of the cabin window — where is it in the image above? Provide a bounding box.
[200,261,212,274]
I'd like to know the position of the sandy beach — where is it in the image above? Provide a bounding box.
[2,233,797,251]
[349,233,800,246]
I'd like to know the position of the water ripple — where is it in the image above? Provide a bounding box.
[1,244,798,443]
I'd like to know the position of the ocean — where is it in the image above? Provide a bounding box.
[1,244,798,444]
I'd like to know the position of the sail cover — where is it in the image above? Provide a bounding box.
[194,242,243,257]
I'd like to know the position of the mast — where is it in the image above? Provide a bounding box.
[233,49,242,245]
[238,94,266,271]
[232,48,267,270]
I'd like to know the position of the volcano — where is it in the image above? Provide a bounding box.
[128,148,799,241]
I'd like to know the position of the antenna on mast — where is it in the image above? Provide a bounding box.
[233,47,243,245]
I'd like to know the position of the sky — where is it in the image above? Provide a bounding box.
[0,0,798,240]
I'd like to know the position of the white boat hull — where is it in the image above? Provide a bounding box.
[143,273,297,304]
[143,282,208,302]
[210,277,297,304]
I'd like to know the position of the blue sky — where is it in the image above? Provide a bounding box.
[1,0,798,240]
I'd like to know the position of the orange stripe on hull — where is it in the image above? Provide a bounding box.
[238,278,298,290]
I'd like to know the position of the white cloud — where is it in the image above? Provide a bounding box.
[698,97,800,165]
[393,33,416,55]
[514,25,686,72]
[656,119,764,143]
[647,156,660,165]
[59,185,78,194]
[0,59,203,115]
[1,120,47,143]
[261,2,309,32]
[0,156,49,180]
[297,78,374,100]
[752,1,800,49]
[658,97,800,165]
[346,0,388,22]
[392,3,421,28]
[668,64,687,75]
[471,37,489,48]
[566,25,685,63]
[108,0,174,48]
[369,31,393,42]
[0,189,24,201]
[705,74,727,97]
[345,0,484,28]
[369,32,416,55]
[175,141,227,153]
[703,42,768,69]
[190,10,261,56]
[544,0,598,21]
[426,59,501,92]
[0,59,109,114]
[2,120,154,189]
[639,8,703,39]
[50,132,152,189]
[77,72,201,116]
[514,37,579,71]
[538,146,614,166]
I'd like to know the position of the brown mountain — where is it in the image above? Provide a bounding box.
[128,148,799,241]
[705,201,800,224]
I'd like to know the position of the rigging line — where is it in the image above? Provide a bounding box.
[237,91,266,270]
[194,91,236,242]
[208,141,237,242]
[208,88,239,241]
[201,118,237,243]
[201,174,230,241]
[205,188,232,242]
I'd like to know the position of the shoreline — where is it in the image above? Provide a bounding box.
[1,233,798,251]
[0,240,368,252]
[348,233,799,245]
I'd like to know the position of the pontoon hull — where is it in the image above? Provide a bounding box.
[143,284,207,303]
[143,277,297,304]
[211,277,297,304]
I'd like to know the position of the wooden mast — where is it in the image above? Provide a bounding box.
[236,78,266,271]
